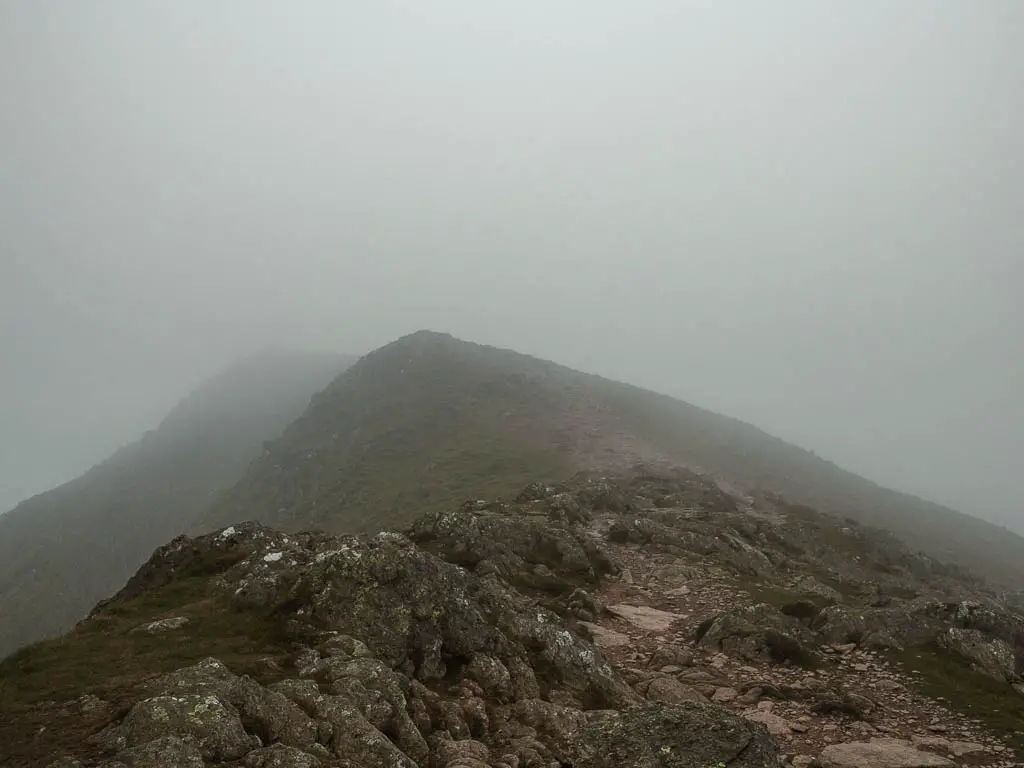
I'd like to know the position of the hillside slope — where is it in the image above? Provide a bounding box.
[201,331,1024,588]
[0,349,352,659]
[2,470,1021,766]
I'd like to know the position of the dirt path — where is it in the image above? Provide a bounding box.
[583,513,1022,768]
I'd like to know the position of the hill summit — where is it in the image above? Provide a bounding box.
[201,331,1024,589]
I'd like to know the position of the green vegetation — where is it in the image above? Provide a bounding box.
[888,644,1024,756]
[4,329,1024,669]
[333,422,575,533]
[199,335,583,535]
[199,332,1023,598]
[593,369,1024,589]
[0,548,288,707]
[735,580,836,611]
[778,504,880,561]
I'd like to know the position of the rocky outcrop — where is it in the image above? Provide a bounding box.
[568,701,784,768]
[812,598,1024,687]
[48,515,644,767]
[75,652,785,768]
[19,471,1024,768]
[93,692,258,761]
[935,627,1017,683]
[697,603,820,668]
[408,502,614,594]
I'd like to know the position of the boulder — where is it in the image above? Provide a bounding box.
[563,587,605,621]
[698,604,819,667]
[243,744,323,768]
[568,701,785,768]
[792,575,843,603]
[408,506,612,593]
[228,675,319,749]
[743,709,793,737]
[935,627,1017,682]
[94,694,256,761]
[130,617,190,634]
[512,698,588,763]
[646,645,694,669]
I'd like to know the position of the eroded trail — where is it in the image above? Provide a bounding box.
[583,508,1021,768]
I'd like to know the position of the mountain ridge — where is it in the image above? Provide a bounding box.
[200,330,1024,589]
[0,349,354,659]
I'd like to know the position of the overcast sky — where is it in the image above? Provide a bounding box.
[2,1,1021,531]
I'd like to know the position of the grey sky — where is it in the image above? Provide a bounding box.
[2,2,1021,530]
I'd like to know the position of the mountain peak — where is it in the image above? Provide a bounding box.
[396,328,456,343]
[200,334,1024,592]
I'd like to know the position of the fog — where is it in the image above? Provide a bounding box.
[2,2,1021,531]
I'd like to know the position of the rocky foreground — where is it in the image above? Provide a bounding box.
[4,468,1023,768]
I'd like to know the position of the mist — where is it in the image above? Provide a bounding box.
[2,1,1021,531]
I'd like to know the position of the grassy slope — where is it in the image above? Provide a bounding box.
[201,333,579,533]
[888,644,1024,753]
[0,350,351,659]
[593,381,1024,586]
[0,548,284,708]
[201,332,1024,588]
[0,545,293,768]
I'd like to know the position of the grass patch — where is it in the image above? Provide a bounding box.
[0,545,294,767]
[203,414,575,536]
[0,562,289,708]
[779,504,880,559]
[888,644,1024,757]
[735,580,835,611]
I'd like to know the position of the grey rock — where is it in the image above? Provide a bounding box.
[743,709,792,738]
[698,603,819,667]
[513,698,588,763]
[318,701,415,768]
[95,694,255,761]
[430,737,492,767]
[408,506,612,594]
[935,627,1016,682]
[243,744,323,768]
[130,617,190,634]
[569,701,785,768]
[316,633,372,660]
[647,645,693,669]
[227,675,319,749]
